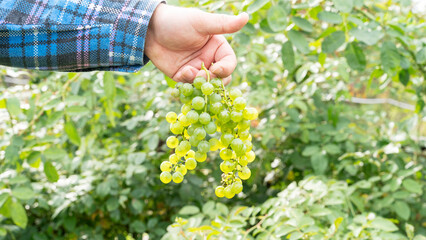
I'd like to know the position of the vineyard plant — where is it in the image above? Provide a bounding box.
[0,0,425,239]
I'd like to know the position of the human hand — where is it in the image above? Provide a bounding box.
[145,4,248,85]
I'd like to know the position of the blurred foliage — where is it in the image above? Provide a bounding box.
[0,0,425,239]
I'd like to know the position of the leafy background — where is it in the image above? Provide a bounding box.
[0,0,425,239]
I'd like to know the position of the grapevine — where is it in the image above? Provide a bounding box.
[161,64,258,199]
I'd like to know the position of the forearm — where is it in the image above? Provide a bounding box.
[0,0,163,72]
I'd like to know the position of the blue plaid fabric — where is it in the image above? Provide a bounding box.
[0,0,163,72]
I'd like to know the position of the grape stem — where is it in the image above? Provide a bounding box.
[201,63,210,112]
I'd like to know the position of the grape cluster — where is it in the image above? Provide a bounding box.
[160,69,258,199]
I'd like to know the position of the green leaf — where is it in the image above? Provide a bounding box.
[282,41,295,72]
[6,98,21,117]
[302,145,320,156]
[44,148,67,160]
[178,205,200,215]
[104,72,116,99]
[0,193,9,208]
[317,11,343,24]
[380,41,400,73]
[10,201,28,228]
[349,28,384,46]
[287,30,310,54]
[416,47,426,64]
[12,187,35,200]
[275,225,297,237]
[405,223,414,240]
[322,31,346,53]
[106,197,119,212]
[394,201,410,220]
[311,154,328,174]
[402,179,422,194]
[0,227,6,236]
[332,0,353,13]
[27,151,41,168]
[344,42,366,71]
[131,199,144,214]
[324,144,340,154]
[165,75,176,88]
[66,106,90,116]
[292,17,313,32]
[44,162,59,183]
[369,217,398,232]
[398,69,410,86]
[247,0,270,14]
[65,121,81,146]
[267,7,288,32]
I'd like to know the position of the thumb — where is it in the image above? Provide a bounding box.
[194,11,249,35]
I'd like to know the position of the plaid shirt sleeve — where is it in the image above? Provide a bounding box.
[0,0,164,72]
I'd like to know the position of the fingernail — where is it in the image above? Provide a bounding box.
[212,66,223,75]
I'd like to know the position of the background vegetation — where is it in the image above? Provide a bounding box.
[0,0,425,239]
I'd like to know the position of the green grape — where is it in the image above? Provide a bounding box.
[211,78,222,88]
[238,156,248,166]
[215,186,225,198]
[243,140,253,152]
[175,82,183,89]
[238,120,251,131]
[193,77,206,89]
[220,148,233,161]
[178,114,190,127]
[231,111,243,122]
[201,82,214,95]
[187,125,196,135]
[189,136,200,147]
[179,140,191,152]
[185,150,195,160]
[195,151,207,162]
[209,93,222,103]
[166,112,177,123]
[224,185,235,199]
[220,133,234,147]
[171,88,180,98]
[199,112,211,125]
[209,138,220,151]
[231,182,243,194]
[246,151,255,163]
[230,139,244,154]
[243,107,258,120]
[218,110,231,124]
[160,172,172,184]
[238,130,250,140]
[186,110,199,124]
[166,136,179,149]
[220,161,234,173]
[204,122,217,135]
[233,97,247,111]
[194,127,206,140]
[197,140,210,153]
[238,166,251,180]
[209,102,223,115]
[172,172,184,183]
[185,158,197,170]
[170,122,184,135]
[160,161,172,172]
[169,154,179,164]
[180,94,192,104]
[180,83,194,97]
[229,89,242,101]
[181,104,192,115]
[192,96,205,110]
[175,146,187,157]
[192,88,203,97]
[176,165,188,175]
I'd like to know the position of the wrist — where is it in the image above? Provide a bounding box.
[146,3,166,58]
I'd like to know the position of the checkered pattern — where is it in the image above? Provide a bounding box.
[0,0,163,72]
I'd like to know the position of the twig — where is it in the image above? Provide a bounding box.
[243,214,268,239]
[347,97,415,111]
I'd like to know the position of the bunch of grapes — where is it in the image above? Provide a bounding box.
[160,66,258,199]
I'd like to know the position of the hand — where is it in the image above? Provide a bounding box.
[145,4,248,84]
